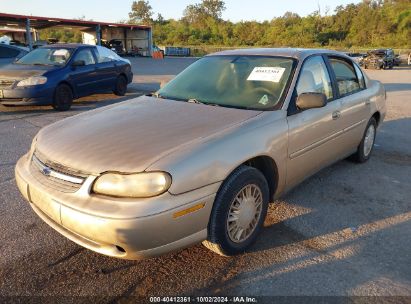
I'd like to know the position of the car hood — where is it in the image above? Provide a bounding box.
[0,63,56,80]
[35,96,262,174]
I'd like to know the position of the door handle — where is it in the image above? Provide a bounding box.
[332,111,341,120]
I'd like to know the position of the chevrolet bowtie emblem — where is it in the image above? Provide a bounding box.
[42,167,52,176]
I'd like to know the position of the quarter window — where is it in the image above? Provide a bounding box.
[296,56,333,100]
[73,49,95,65]
[329,57,361,96]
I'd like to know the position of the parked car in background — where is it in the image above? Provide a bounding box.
[47,38,59,44]
[0,44,133,110]
[394,55,401,66]
[15,48,386,260]
[346,52,365,65]
[363,49,395,69]
[0,43,29,68]
[107,39,126,56]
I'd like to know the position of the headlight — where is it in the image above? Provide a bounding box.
[93,172,172,198]
[17,76,47,87]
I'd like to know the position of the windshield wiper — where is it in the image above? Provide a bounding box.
[187,99,220,107]
[149,94,220,107]
[187,98,204,104]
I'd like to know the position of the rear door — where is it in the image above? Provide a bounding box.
[286,55,345,190]
[69,48,98,97]
[326,56,370,154]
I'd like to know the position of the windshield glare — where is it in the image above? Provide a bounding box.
[16,48,73,66]
[158,55,295,110]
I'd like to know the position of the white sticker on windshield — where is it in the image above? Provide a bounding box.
[247,67,286,83]
[54,49,69,56]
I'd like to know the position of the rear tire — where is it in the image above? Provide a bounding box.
[203,166,269,256]
[113,75,127,96]
[350,117,377,163]
[52,84,73,111]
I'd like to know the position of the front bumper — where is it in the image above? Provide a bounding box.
[0,86,54,105]
[15,154,218,260]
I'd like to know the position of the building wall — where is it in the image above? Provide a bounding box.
[82,27,151,56]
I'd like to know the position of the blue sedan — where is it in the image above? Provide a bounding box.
[0,44,133,111]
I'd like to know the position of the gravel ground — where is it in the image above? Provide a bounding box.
[0,58,410,302]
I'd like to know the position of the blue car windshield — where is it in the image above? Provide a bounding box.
[157,55,296,110]
[16,48,73,66]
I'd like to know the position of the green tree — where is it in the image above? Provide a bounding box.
[129,0,153,25]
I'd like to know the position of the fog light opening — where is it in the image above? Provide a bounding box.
[115,245,126,253]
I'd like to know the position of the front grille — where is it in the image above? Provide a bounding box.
[30,151,88,193]
[0,79,16,89]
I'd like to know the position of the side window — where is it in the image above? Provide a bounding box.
[296,56,333,100]
[329,57,361,96]
[354,63,366,89]
[95,46,119,63]
[0,46,19,58]
[73,49,95,65]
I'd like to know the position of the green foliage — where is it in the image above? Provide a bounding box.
[150,0,410,48]
[36,0,411,49]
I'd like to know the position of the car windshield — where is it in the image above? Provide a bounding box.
[16,47,73,66]
[157,55,295,110]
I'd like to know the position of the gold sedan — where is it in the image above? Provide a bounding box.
[15,49,386,259]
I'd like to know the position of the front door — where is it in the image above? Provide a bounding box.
[69,48,98,97]
[286,55,345,190]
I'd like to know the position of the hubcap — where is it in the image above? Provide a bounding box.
[363,124,375,157]
[227,184,263,243]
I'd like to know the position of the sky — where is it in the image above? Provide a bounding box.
[0,0,361,23]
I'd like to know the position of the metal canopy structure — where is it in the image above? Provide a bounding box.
[0,12,152,55]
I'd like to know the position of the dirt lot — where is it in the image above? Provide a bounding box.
[0,58,410,302]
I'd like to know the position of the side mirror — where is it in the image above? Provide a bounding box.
[72,60,85,67]
[296,92,327,110]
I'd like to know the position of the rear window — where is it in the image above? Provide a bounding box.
[95,46,121,63]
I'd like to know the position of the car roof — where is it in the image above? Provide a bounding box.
[208,48,349,60]
[0,43,29,52]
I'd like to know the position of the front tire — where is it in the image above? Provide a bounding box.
[52,84,73,111]
[203,166,269,256]
[350,117,377,163]
[113,75,127,96]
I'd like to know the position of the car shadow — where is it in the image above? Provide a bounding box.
[2,120,410,297]
[85,117,410,297]
[0,89,145,117]
[394,65,411,71]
